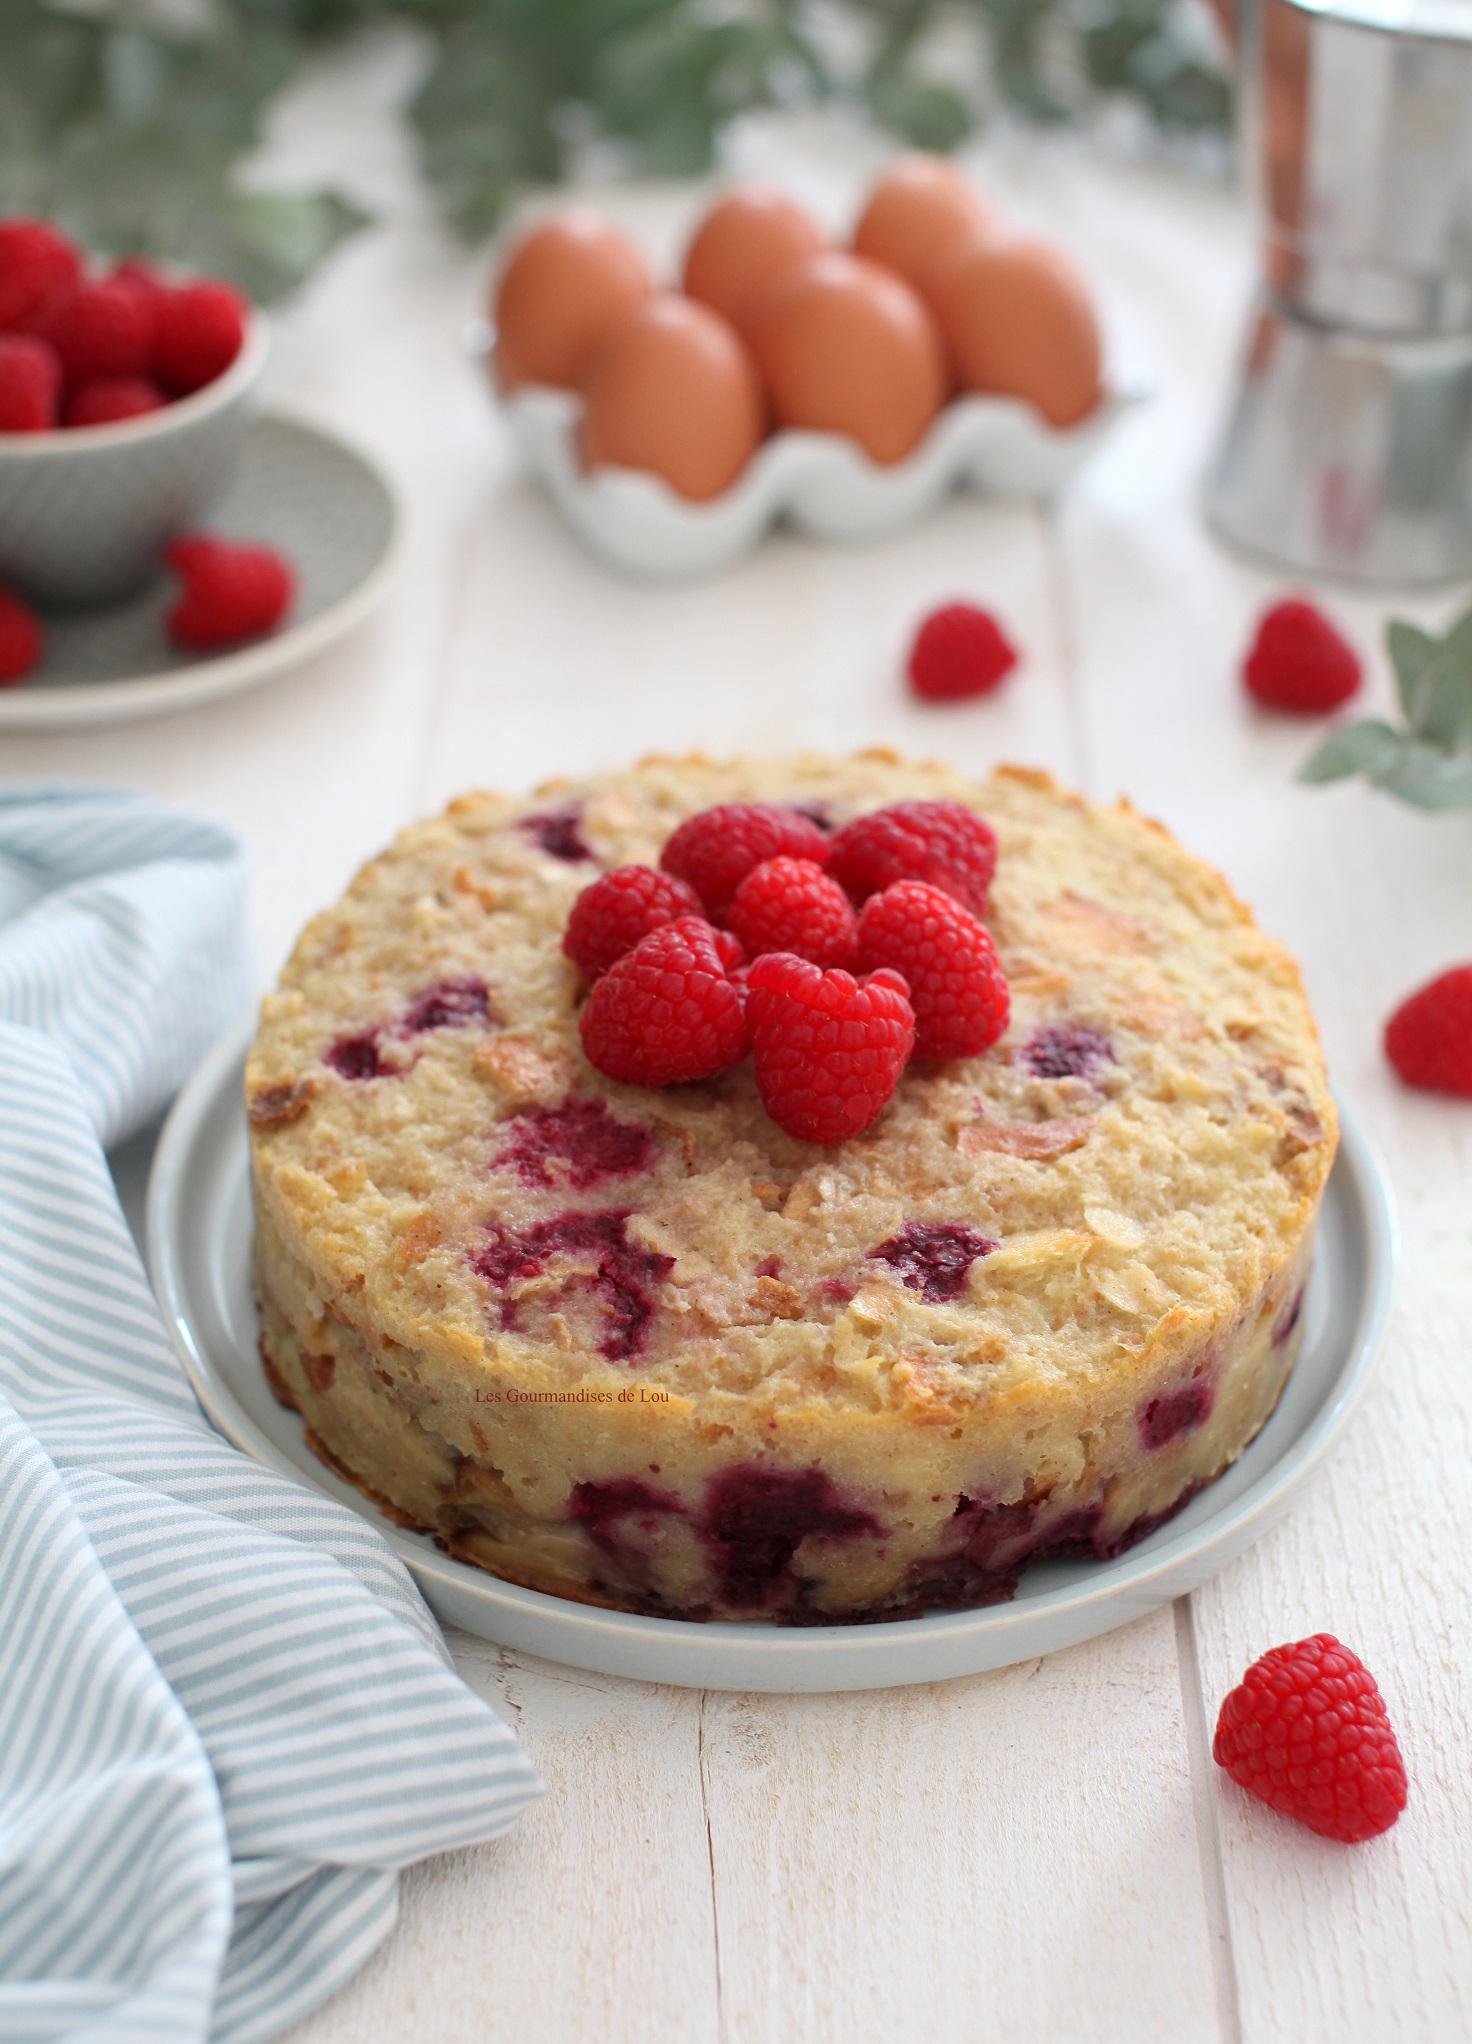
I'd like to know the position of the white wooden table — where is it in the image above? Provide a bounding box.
[16,44,1472,2042]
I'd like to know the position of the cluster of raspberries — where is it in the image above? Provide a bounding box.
[564,798,1010,1144]
[0,216,247,432]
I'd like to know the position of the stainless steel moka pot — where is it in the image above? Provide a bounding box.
[1204,0,1472,586]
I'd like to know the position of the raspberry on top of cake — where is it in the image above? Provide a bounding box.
[247,753,1335,1622]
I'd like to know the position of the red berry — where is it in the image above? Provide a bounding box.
[64,376,166,428]
[563,863,705,981]
[907,601,1018,701]
[165,535,295,651]
[1243,598,1361,714]
[661,802,830,919]
[857,879,1010,1060]
[1213,1634,1408,1843]
[0,218,81,332]
[0,334,61,430]
[746,952,916,1144]
[579,916,750,1086]
[0,583,42,684]
[1384,965,1472,1096]
[154,280,247,397]
[726,856,859,970]
[827,799,998,917]
[41,277,154,386]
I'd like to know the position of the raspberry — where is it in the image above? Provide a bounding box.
[165,535,295,651]
[1384,965,1472,1096]
[869,1220,996,1302]
[661,803,830,919]
[64,376,165,427]
[564,864,704,981]
[726,856,859,969]
[907,601,1018,701]
[1212,1634,1408,1843]
[1243,598,1361,713]
[579,916,749,1086]
[154,279,247,396]
[746,952,915,1144]
[827,800,998,918]
[41,276,154,386]
[0,583,42,684]
[0,334,61,430]
[857,879,1009,1059]
[0,218,81,332]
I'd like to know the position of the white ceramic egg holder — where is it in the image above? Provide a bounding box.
[468,325,1146,578]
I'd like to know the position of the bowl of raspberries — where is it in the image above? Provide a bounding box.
[0,217,268,605]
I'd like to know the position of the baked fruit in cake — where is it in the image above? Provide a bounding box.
[247,754,1336,1622]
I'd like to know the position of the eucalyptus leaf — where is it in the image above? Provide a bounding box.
[1299,719,1407,785]
[1301,601,1472,811]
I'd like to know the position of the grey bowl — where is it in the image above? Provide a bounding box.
[0,310,269,606]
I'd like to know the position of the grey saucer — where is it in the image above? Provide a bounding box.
[0,413,402,730]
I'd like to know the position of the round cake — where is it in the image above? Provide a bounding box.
[247,753,1336,1622]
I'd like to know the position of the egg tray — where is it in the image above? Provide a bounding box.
[476,339,1145,578]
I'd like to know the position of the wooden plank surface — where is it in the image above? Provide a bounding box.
[16,38,1468,2041]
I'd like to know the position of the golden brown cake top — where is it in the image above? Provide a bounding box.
[247,752,1335,1423]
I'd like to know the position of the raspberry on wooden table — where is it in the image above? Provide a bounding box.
[165,535,295,651]
[1384,965,1472,1096]
[0,219,81,332]
[64,376,165,427]
[579,915,749,1085]
[0,584,42,684]
[41,276,154,387]
[1243,598,1361,713]
[827,799,998,917]
[1212,1633,1408,1842]
[726,856,859,970]
[154,280,247,396]
[746,952,915,1144]
[563,864,705,981]
[907,601,1018,701]
[0,334,61,430]
[857,879,1009,1059]
[660,802,830,919]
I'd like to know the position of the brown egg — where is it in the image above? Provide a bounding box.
[928,237,1102,428]
[748,252,947,465]
[852,154,996,294]
[578,296,765,502]
[682,185,826,337]
[493,211,652,393]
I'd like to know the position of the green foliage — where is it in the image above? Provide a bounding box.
[1301,605,1472,811]
[0,0,1232,298]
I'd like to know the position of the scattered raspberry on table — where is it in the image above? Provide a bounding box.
[726,856,859,970]
[1243,598,1362,714]
[563,864,705,981]
[857,879,1010,1059]
[746,952,916,1144]
[1384,965,1472,1097]
[166,535,295,651]
[579,915,749,1085]
[907,601,1018,702]
[1212,1633,1408,1842]
[0,582,42,683]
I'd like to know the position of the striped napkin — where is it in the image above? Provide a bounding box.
[0,787,543,2044]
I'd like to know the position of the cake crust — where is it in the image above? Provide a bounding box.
[248,753,1335,1620]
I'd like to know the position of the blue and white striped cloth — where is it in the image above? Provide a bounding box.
[0,788,543,2044]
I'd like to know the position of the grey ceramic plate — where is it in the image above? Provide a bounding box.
[149,1018,1396,1694]
[0,413,402,730]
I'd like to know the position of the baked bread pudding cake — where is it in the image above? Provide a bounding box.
[246,753,1336,1622]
